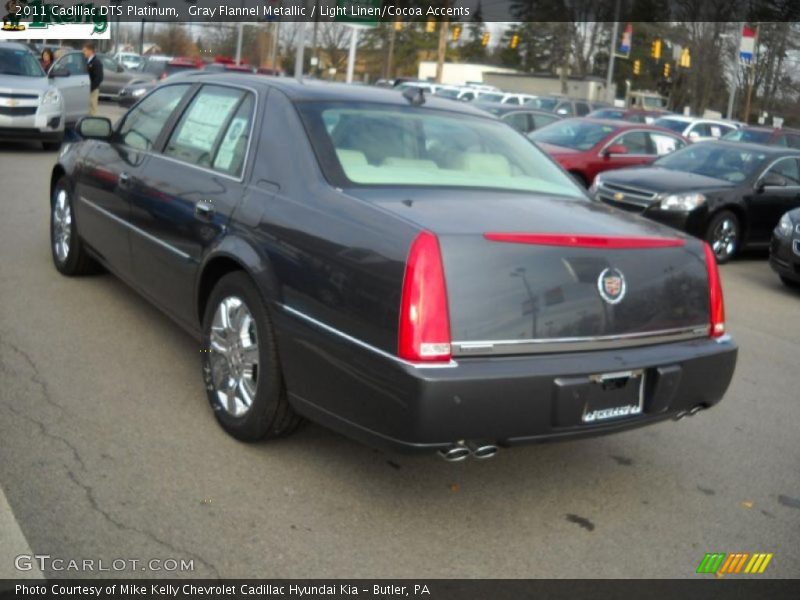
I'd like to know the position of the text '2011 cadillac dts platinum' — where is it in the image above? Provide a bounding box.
[50,75,737,460]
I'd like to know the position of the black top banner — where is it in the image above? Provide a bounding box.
[5,0,800,26]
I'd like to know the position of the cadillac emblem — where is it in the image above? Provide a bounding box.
[597,268,626,304]
[613,192,624,201]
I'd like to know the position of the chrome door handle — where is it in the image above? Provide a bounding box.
[195,200,214,218]
[118,172,130,186]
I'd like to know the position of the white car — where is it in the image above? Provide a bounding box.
[653,116,738,142]
[114,52,144,71]
[0,42,89,150]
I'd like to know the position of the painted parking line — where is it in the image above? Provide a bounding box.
[0,484,43,579]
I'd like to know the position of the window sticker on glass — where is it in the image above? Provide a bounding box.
[173,94,240,153]
[214,117,248,171]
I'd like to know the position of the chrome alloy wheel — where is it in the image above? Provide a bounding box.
[53,190,72,263]
[208,296,259,417]
[711,217,737,261]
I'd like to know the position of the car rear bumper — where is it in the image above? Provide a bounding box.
[275,306,738,453]
[769,234,800,282]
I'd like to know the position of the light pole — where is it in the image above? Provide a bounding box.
[605,0,622,103]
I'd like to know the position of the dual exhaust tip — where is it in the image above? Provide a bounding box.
[438,441,498,462]
[673,404,706,421]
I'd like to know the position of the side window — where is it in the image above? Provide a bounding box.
[212,95,255,176]
[505,96,520,105]
[118,84,190,151]
[614,131,650,154]
[691,123,711,138]
[55,53,87,76]
[787,135,800,150]
[461,91,474,101]
[100,56,118,72]
[767,158,800,185]
[503,112,531,133]
[531,114,558,130]
[575,102,591,116]
[165,85,254,175]
[556,102,573,116]
[649,133,685,156]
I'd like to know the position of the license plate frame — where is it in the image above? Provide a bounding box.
[581,369,645,424]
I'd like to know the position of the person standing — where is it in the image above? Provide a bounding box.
[83,42,103,116]
[40,48,54,72]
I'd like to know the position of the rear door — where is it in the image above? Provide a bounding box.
[49,52,89,124]
[749,157,800,242]
[128,83,257,323]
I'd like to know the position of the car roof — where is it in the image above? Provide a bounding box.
[173,73,495,117]
[698,140,800,155]
[0,42,32,52]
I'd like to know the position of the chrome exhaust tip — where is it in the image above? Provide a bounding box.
[689,405,704,416]
[672,411,687,421]
[468,442,499,459]
[438,444,470,462]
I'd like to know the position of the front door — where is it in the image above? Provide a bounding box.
[49,52,89,124]
[74,83,193,278]
[749,157,800,243]
[128,84,257,324]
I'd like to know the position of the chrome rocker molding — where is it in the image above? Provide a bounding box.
[79,196,191,260]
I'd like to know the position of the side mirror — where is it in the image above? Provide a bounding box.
[76,117,113,140]
[604,144,629,156]
[49,66,70,78]
[758,172,787,191]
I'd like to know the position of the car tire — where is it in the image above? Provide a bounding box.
[50,178,99,276]
[780,275,800,289]
[705,210,740,264]
[42,140,62,151]
[201,272,302,442]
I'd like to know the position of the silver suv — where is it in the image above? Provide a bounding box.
[0,42,89,150]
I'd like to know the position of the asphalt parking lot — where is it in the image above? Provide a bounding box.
[1,104,799,579]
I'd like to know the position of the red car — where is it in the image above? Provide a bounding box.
[529,118,688,186]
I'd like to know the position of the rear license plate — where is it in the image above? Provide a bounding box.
[581,370,644,423]
[553,369,646,427]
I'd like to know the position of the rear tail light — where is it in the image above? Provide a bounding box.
[398,231,451,362]
[703,243,725,337]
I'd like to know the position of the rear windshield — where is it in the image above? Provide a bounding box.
[722,129,772,144]
[165,64,199,76]
[529,120,617,151]
[0,48,44,77]
[142,61,167,76]
[654,143,767,183]
[297,102,585,198]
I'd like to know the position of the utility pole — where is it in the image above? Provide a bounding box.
[726,23,743,119]
[294,22,307,80]
[605,0,621,103]
[385,21,397,80]
[742,24,759,124]
[270,21,280,69]
[435,19,448,83]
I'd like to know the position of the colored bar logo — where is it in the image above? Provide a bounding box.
[697,552,773,575]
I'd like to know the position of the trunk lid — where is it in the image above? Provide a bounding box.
[351,188,711,355]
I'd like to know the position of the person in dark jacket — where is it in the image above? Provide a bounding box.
[82,42,103,116]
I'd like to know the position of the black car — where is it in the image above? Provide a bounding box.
[770,208,800,287]
[51,75,736,459]
[591,141,800,262]
[474,102,561,134]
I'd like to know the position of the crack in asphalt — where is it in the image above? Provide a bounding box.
[1,339,222,580]
[64,469,222,579]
